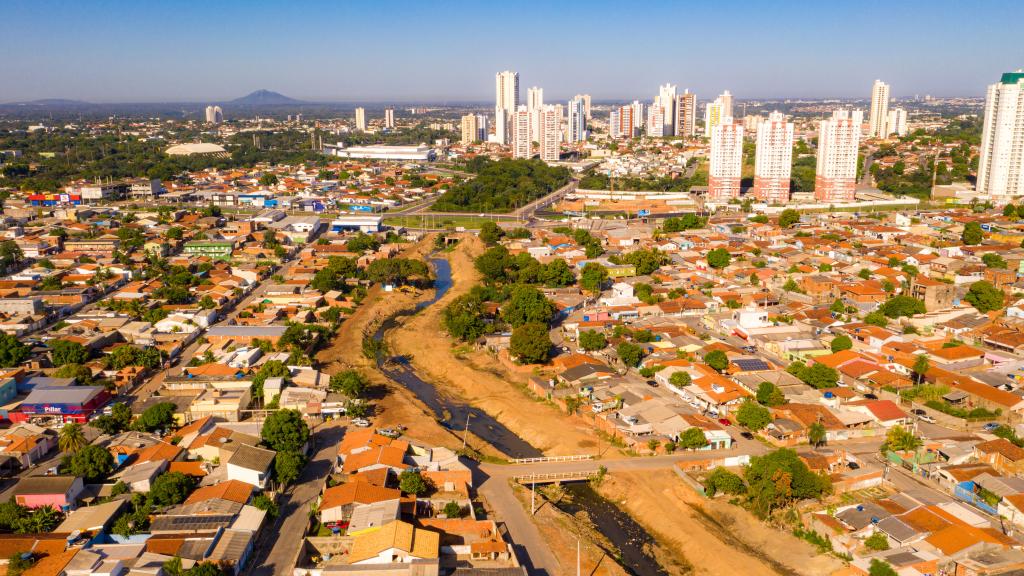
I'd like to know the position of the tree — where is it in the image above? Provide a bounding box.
[541,259,575,288]
[795,362,839,389]
[782,278,802,293]
[1004,204,1017,217]
[982,253,1008,269]
[0,240,24,271]
[258,173,279,187]
[736,400,771,431]
[578,330,607,351]
[0,334,30,368]
[133,402,176,433]
[149,472,195,506]
[63,444,114,482]
[107,345,163,370]
[808,422,827,447]
[705,467,746,497]
[778,209,800,228]
[617,342,643,367]
[501,285,554,327]
[622,249,668,275]
[961,221,983,245]
[744,448,830,518]
[864,531,890,551]
[478,221,504,245]
[878,295,926,318]
[830,299,846,314]
[509,322,552,364]
[91,403,132,435]
[670,371,692,388]
[261,409,310,453]
[881,425,922,453]
[54,363,96,386]
[442,501,466,518]
[706,248,731,269]
[868,559,898,576]
[964,280,1004,313]
[864,311,888,327]
[251,359,291,400]
[251,494,278,519]
[329,370,368,398]
[49,340,90,366]
[830,335,853,353]
[274,450,305,486]
[399,469,430,495]
[912,354,930,384]
[704,350,729,373]
[678,427,708,449]
[58,423,87,454]
[580,263,608,293]
[756,381,785,406]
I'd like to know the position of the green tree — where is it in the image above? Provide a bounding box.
[251,359,291,400]
[133,402,176,432]
[964,280,1004,313]
[756,381,785,406]
[736,400,771,431]
[258,173,279,186]
[509,322,552,364]
[617,342,643,367]
[982,253,1007,269]
[149,472,195,506]
[961,221,983,245]
[912,354,930,384]
[274,450,305,486]
[63,444,114,482]
[261,409,310,453]
[778,209,800,228]
[704,350,729,372]
[578,330,607,351]
[864,311,888,327]
[744,448,830,518]
[579,263,608,293]
[706,248,731,269]
[49,340,90,366]
[830,299,846,314]
[0,334,30,368]
[398,469,430,495]
[705,467,746,497]
[329,370,368,398]
[864,531,890,551]
[795,362,839,389]
[808,422,827,447]
[91,403,133,435]
[670,371,692,388]
[478,221,504,245]
[251,494,278,519]
[1004,204,1017,217]
[869,559,898,576]
[881,425,922,453]
[58,422,87,454]
[501,285,554,327]
[879,295,926,319]
[53,363,96,386]
[830,335,853,353]
[678,427,708,449]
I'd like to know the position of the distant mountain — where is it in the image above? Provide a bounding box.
[13,98,94,106]
[228,90,303,105]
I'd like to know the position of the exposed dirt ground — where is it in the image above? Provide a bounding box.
[316,236,502,458]
[597,470,846,576]
[386,235,597,456]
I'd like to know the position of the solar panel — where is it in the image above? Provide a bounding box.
[733,358,771,371]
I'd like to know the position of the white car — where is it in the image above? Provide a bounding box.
[351,418,371,427]
[917,414,936,424]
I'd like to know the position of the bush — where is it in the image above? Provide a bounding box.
[510,322,552,364]
[578,330,607,351]
[864,531,890,551]
[736,400,771,431]
[705,467,745,497]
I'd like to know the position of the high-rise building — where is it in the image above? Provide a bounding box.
[574,93,592,119]
[676,90,696,137]
[384,108,395,129]
[460,114,478,145]
[528,87,544,111]
[978,71,1024,198]
[868,80,891,139]
[705,93,732,135]
[743,114,764,133]
[205,105,223,124]
[536,105,561,162]
[647,100,665,137]
[354,107,367,131]
[495,70,520,145]
[753,111,794,204]
[512,106,532,159]
[567,97,587,142]
[815,109,864,203]
[658,83,677,136]
[630,100,645,130]
[609,106,634,140]
[708,118,743,202]
[718,90,733,118]
[886,108,908,137]
[475,114,488,142]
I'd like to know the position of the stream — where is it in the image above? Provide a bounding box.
[373,258,543,459]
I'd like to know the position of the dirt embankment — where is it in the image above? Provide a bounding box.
[316,236,500,457]
[386,235,597,456]
[597,470,845,576]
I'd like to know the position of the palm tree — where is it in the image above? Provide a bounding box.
[58,423,87,454]
[808,421,827,447]
[912,354,930,385]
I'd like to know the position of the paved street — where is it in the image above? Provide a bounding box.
[246,420,346,576]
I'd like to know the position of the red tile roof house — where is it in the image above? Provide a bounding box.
[13,476,84,511]
[846,400,911,428]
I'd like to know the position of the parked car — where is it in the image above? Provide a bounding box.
[911,408,927,416]
[718,418,732,426]
[863,393,878,400]
[646,380,659,387]
[918,414,936,424]
[740,431,754,440]
[983,422,1002,432]
[848,462,860,470]
[351,418,371,427]
[379,428,402,438]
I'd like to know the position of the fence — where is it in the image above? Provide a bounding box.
[509,454,594,464]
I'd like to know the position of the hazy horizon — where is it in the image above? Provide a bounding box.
[2,0,1020,103]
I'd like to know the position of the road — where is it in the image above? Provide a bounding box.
[247,421,347,576]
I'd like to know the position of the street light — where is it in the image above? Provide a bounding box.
[462,412,475,450]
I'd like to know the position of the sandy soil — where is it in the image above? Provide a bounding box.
[386,235,597,456]
[597,470,845,576]
[316,236,502,458]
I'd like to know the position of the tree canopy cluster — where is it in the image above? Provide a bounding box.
[432,159,570,213]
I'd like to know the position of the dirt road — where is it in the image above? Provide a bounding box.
[386,235,597,456]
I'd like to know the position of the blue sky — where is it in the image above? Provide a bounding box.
[1,0,1021,103]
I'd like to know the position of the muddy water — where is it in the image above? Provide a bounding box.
[373,258,542,459]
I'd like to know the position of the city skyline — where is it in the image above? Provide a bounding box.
[2,0,1022,103]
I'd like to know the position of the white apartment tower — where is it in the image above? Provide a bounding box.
[705,93,731,135]
[512,106,532,159]
[887,108,908,137]
[708,118,744,202]
[495,70,520,145]
[718,90,733,118]
[528,87,544,111]
[573,93,592,119]
[354,107,367,131]
[647,99,665,137]
[384,108,395,129]
[460,114,478,145]
[868,80,891,139]
[978,71,1024,198]
[536,105,561,162]
[815,109,864,203]
[567,97,587,142]
[205,105,223,124]
[753,111,794,204]
[658,83,677,136]
[676,90,696,137]
[609,106,634,139]
[630,100,645,130]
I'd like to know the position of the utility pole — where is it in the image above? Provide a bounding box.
[461,412,472,450]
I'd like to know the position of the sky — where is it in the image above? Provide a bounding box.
[2,0,1022,103]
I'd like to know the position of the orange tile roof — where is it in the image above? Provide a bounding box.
[167,461,207,477]
[975,438,1024,462]
[342,445,409,474]
[925,525,1014,555]
[135,442,182,464]
[184,479,253,505]
[320,481,401,510]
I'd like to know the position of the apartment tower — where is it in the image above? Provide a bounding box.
[753,111,794,204]
[676,90,696,137]
[815,109,864,203]
[868,80,890,138]
[495,70,520,145]
[708,118,744,202]
[978,71,1024,198]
